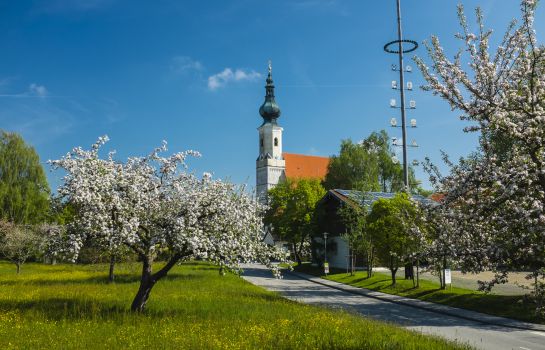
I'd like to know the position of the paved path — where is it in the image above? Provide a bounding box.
[241,265,545,350]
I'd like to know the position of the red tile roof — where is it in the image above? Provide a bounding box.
[430,193,445,202]
[283,153,330,180]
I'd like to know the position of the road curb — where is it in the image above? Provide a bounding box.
[286,270,545,333]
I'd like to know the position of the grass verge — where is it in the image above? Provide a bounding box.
[0,261,471,349]
[294,263,543,325]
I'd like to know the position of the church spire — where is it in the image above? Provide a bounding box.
[259,60,281,124]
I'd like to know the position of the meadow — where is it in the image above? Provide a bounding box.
[0,261,472,349]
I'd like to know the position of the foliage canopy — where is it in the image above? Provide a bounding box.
[0,131,50,224]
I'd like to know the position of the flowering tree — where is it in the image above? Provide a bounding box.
[416,0,545,310]
[51,137,287,312]
[0,221,41,274]
[38,223,67,265]
[420,196,460,289]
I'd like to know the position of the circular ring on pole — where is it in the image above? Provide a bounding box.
[383,39,418,54]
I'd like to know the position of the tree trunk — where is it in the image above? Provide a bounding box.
[131,257,154,312]
[130,253,182,312]
[416,259,420,288]
[366,249,373,279]
[390,268,397,286]
[293,241,303,266]
[441,256,447,290]
[109,254,116,283]
[390,256,397,286]
[16,262,20,274]
[351,252,355,276]
[131,277,155,312]
[411,262,416,288]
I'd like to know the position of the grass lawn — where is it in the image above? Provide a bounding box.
[0,261,471,350]
[294,263,543,325]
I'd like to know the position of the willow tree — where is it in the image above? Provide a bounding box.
[0,131,50,224]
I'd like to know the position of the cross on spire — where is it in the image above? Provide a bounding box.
[259,60,281,124]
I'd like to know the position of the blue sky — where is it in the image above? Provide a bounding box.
[0,0,542,191]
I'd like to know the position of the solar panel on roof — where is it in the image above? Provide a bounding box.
[333,189,436,207]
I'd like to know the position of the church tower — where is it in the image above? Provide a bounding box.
[256,62,285,203]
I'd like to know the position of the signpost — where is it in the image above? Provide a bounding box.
[323,232,329,275]
[444,268,452,285]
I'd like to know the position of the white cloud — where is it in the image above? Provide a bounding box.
[29,83,48,97]
[170,56,204,74]
[208,68,261,91]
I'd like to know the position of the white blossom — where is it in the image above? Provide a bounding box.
[416,0,544,307]
[50,137,288,311]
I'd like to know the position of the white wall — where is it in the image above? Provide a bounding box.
[327,236,350,270]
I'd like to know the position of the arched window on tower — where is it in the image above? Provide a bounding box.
[260,137,264,149]
[274,137,278,147]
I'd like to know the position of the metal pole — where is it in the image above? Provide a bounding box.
[396,0,409,190]
[324,236,327,263]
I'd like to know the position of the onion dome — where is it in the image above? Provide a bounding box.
[259,61,281,124]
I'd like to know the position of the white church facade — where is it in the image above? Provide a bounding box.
[255,63,330,248]
[255,63,329,204]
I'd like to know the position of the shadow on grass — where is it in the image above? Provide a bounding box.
[351,276,374,284]
[0,297,200,320]
[409,288,442,298]
[0,297,131,320]
[361,279,392,288]
[0,287,286,321]
[0,272,208,286]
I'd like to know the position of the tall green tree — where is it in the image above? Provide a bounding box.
[367,193,424,286]
[0,131,50,224]
[323,138,380,191]
[360,130,404,193]
[265,178,326,265]
[324,131,424,194]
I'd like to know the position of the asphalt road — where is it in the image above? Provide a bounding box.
[241,265,545,350]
